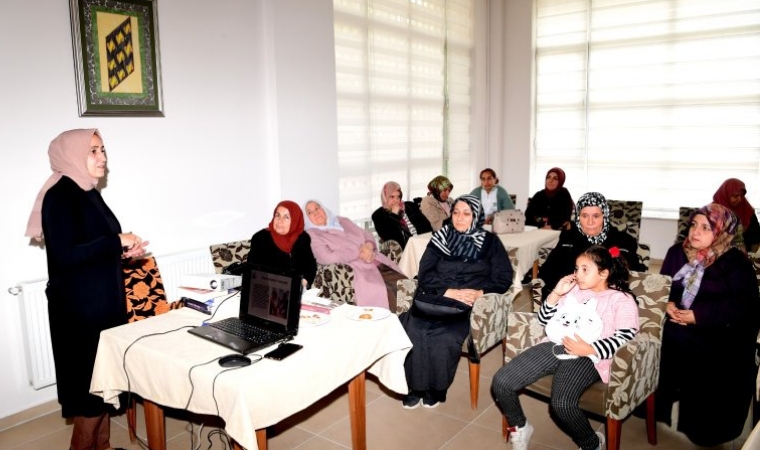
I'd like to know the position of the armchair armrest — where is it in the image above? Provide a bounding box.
[395,278,517,355]
[379,239,404,265]
[605,332,662,420]
[314,263,355,304]
[503,312,545,362]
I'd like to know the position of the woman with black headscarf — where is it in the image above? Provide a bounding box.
[538,192,645,300]
[400,194,512,409]
[525,167,574,230]
[655,203,758,446]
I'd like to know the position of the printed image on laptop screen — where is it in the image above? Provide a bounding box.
[247,269,291,326]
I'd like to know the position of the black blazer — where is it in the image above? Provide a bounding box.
[248,229,317,287]
[372,201,433,249]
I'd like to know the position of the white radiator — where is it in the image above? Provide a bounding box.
[13,247,216,390]
[14,279,56,390]
[154,247,216,302]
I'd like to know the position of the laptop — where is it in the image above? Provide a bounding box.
[187,264,302,354]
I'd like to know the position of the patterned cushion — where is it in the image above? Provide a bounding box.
[210,240,251,274]
[676,206,698,244]
[379,239,404,265]
[506,271,671,419]
[607,199,643,241]
[124,256,181,322]
[313,264,355,304]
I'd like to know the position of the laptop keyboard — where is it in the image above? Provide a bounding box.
[210,318,283,344]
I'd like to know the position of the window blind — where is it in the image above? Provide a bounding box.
[333,0,474,222]
[534,0,760,218]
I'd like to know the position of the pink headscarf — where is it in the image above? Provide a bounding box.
[25,129,102,240]
[381,181,404,211]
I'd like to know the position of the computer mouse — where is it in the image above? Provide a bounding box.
[218,354,252,368]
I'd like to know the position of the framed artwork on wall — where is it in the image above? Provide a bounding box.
[70,0,164,116]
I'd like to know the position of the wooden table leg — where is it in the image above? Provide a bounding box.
[143,399,166,450]
[347,371,366,450]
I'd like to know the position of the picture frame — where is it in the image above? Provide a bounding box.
[70,0,164,116]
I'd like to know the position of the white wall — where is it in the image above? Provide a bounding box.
[0,0,338,419]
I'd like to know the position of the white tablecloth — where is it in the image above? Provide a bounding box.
[398,228,561,281]
[90,298,412,450]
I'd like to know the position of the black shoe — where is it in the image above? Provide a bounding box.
[402,393,422,409]
[422,391,441,409]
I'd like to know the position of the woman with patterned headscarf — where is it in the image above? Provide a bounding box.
[27,129,147,450]
[525,167,574,230]
[420,175,455,231]
[371,181,432,249]
[655,203,758,446]
[249,200,317,288]
[538,192,644,300]
[713,178,760,253]
[400,195,512,409]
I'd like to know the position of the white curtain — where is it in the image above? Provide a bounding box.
[333,0,474,222]
[534,0,760,217]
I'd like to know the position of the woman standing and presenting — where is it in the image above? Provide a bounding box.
[26,129,146,450]
[524,167,574,230]
[655,203,758,446]
[401,195,512,408]
[249,200,317,288]
[469,168,515,224]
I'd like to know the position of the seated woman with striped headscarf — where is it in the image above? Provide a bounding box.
[400,194,513,409]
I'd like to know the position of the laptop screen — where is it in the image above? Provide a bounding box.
[240,264,302,332]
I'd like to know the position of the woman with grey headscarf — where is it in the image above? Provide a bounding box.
[538,192,644,300]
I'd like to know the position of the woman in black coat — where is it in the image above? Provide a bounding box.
[400,194,512,409]
[26,129,147,450]
[538,192,645,300]
[656,203,759,446]
[524,167,574,230]
[372,181,432,249]
[249,200,317,288]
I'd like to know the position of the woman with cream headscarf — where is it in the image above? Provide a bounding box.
[26,129,146,450]
[713,178,760,253]
[525,167,574,230]
[538,192,645,300]
[371,181,432,249]
[249,200,317,287]
[655,203,758,446]
[304,200,406,309]
[420,175,455,231]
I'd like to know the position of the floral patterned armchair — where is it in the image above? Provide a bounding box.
[122,256,183,442]
[210,239,251,274]
[312,239,404,304]
[396,247,521,409]
[502,270,671,450]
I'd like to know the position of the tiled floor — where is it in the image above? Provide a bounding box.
[1,272,754,450]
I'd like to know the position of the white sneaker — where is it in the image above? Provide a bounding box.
[579,431,605,450]
[508,422,534,450]
[595,431,605,450]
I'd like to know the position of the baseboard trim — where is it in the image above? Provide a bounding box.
[0,400,61,432]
